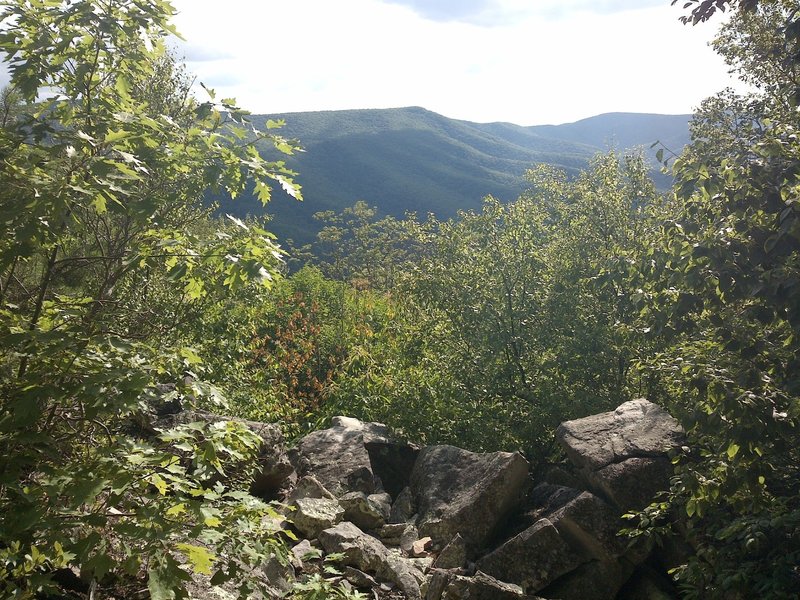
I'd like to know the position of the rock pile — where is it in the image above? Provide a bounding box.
[180,400,685,599]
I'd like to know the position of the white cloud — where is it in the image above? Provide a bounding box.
[169,0,740,125]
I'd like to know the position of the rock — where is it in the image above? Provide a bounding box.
[539,559,633,600]
[290,539,319,566]
[433,533,467,570]
[364,438,420,498]
[379,522,407,546]
[339,491,391,531]
[556,399,684,471]
[442,571,528,600]
[411,445,529,552]
[343,566,379,589]
[288,475,336,504]
[318,521,423,600]
[390,486,416,524]
[586,456,674,511]
[292,497,344,538]
[547,491,628,562]
[424,569,450,600]
[411,537,433,558]
[290,416,393,497]
[476,518,584,593]
[262,554,295,596]
[556,399,684,511]
[400,524,420,555]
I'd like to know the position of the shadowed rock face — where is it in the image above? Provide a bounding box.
[410,444,530,553]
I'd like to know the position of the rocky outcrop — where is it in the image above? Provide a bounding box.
[172,399,684,599]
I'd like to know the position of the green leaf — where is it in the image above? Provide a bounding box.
[176,543,216,575]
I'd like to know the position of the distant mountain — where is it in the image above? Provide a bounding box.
[221,107,691,245]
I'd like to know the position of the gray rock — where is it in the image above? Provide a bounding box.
[411,445,529,552]
[586,456,674,511]
[318,521,422,600]
[390,486,416,524]
[547,491,628,562]
[291,416,393,497]
[476,518,584,593]
[400,524,420,556]
[556,399,683,471]
[288,475,336,504]
[443,571,528,600]
[343,566,379,589]
[290,539,319,566]
[433,533,467,570]
[339,491,391,531]
[262,554,295,596]
[556,399,684,512]
[379,522,407,545]
[292,497,344,538]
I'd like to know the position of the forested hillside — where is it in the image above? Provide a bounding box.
[1,0,799,599]
[227,108,689,245]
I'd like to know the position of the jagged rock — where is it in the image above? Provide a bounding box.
[547,491,628,562]
[318,521,423,600]
[343,566,379,589]
[291,539,319,567]
[379,522,407,546]
[288,475,336,504]
[400,524,420,555]
[262,554,295,596]
[432,533,467,570]
[556,399,684,511]
[586,456,674,511]
[540,559,633,600]
[424,569,450,600]
[440,571,528,600]
[291,416,393,497]
[339,491,391,531]
[364,438,420,498]
[477,518,584,593]
[292,497,344,538]
[390,486,416,524]
[411,445,529,552]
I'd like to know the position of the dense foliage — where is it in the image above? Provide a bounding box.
[0,0,303,597]
[2,0,799,598]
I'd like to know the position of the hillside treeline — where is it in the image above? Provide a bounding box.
[0,0,798,598]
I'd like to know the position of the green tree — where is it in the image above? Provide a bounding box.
[0,0,301,597]
[624,2,800,597]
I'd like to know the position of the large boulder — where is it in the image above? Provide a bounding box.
[318,521,423,600]
[556,399,684,510]
[476,518,585,593]
[410,445,529,553]
[539,559,633,600]
[291,497,344,538]
[290,416,400,497]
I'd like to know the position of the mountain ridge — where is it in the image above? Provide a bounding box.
[222,107,691,245]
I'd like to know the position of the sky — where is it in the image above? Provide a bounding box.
[0,0,744,127]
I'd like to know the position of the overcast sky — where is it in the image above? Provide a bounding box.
[0,0,743,126]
